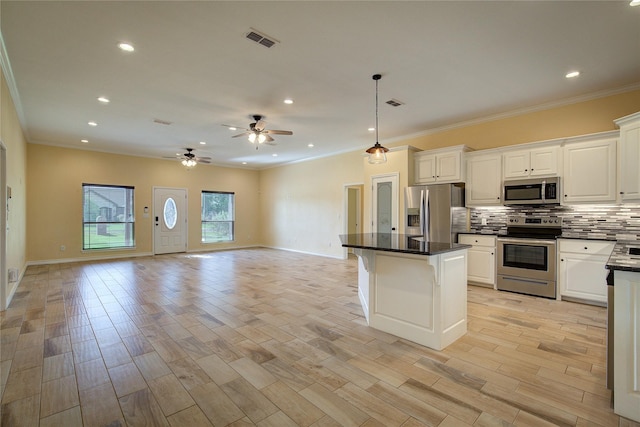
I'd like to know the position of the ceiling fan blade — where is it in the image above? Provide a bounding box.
[162,155,180,159]
[264,130,293,135]
[264,141,277,146]
[264,135,275,143]
[196,156,212,161]
[222,124,248,131]
[232,132,250,138]
[254,120,266,131]
[197,159,212,164]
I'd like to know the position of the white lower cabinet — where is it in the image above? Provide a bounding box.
[558,239,615,305]
[459,234,496,287]
[613,270,640,423]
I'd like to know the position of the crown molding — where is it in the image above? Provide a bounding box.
[0,30,30,140]
[387,82,640,144]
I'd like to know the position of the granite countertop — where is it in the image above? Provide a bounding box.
[339,233,470,256]
[606,241,640,273]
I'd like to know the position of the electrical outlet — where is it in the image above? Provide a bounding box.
[60,245,66,251]
[481,218,487,225]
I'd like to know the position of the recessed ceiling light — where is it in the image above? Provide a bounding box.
[228,127,237,131]
[88,121,97,126]
[308,143,314,148]
[199,141,206,145]
[97,96,110,103]
[630,0,640,6]
[81,139,89,143]
[565,70,580,78]
[118,42,135,52]
[368,127,375,132]
[242,161,247,165]
[283,99,293,105]
[272,154,278,157]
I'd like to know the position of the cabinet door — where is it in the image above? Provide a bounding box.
[467,247,495,285]
[466,155,502,206]
[563,138,617,203]
[415,154,437,184]
[620,124,640,201]
[436,151,462,182]
[530,146,559,176]
[558,253,609,304]
[503,150,530,179]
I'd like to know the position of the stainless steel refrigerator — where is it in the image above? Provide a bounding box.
[404,183,468,243]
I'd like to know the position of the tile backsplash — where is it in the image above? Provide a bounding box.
[469,204,640,241]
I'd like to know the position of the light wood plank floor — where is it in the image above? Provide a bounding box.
[0,248,637,426]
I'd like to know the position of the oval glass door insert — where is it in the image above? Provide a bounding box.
[163,197,177,229]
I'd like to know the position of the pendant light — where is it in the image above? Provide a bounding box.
[365,73,389,164]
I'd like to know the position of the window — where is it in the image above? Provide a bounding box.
[202,191,234,242]
[83,184,135,250]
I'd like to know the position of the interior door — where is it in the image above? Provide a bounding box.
[154,187,187,254]
[371,173,398,233]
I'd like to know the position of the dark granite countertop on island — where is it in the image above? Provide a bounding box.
[606,241,640,273]
[339,233,470,256]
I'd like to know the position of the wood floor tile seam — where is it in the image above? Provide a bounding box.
[1,249,621,427]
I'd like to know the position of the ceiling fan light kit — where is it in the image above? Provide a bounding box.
[168,148,211,169]
[366,73,388,164]
[226,115,292,150]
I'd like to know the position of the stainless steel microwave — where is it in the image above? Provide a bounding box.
[503,177,560,205]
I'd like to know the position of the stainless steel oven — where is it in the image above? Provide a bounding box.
[497,216,562,299]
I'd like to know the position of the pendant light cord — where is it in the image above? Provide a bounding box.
[373,74,381,145]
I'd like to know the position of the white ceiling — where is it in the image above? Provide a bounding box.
[2,1,640,168]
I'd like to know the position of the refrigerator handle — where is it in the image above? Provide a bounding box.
[422,189,429,240]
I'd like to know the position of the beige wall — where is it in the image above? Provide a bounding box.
[27,144,261,262]
[259,151,364,258]
[1,67,29,306]
[398,88,640,152]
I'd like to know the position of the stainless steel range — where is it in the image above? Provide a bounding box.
[497,215,562,299]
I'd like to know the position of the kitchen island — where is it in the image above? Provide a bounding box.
[340,233,470,350]
[606,242,640,423]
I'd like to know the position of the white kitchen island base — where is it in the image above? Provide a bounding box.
[354,248,467,351]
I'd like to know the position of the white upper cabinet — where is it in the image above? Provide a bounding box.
[562,137,617,204]
[503,146,560,179]
[466,153,502,206]
[414,146,468,185]
[616,112,640,202]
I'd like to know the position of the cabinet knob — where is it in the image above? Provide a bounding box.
[584,247,588,250]
[564,195,568,197]
[491,252,494,256]
[525,169,528,172]
[620,192,625,195]
[561,258,564,262]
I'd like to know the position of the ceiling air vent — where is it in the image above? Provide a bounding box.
[246,28,279,48]
[153,119,172,125]
[386,99,404,107]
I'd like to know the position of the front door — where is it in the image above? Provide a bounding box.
[371,173,398,233]
[154,187,187,254]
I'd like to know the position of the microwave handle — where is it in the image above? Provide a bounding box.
[541,180,546,203]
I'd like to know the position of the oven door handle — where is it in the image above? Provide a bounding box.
[497,238,556,245]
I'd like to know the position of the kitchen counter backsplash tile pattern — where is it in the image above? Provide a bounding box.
[469,204,640,241]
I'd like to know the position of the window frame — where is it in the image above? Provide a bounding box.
[201,190,235,243]
[82,183,135,250]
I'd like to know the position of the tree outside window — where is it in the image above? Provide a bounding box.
[83,184,135,250]
[202,191,234,242]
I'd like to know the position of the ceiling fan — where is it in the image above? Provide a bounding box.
[165,148,211,167]
[224,115,293,148]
